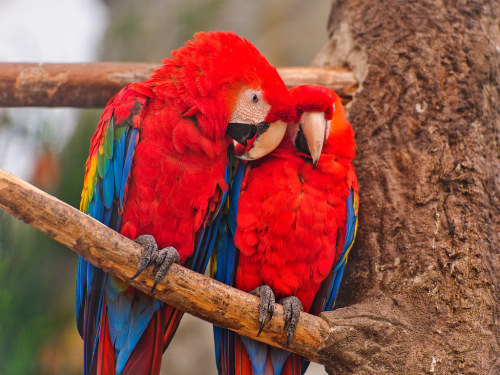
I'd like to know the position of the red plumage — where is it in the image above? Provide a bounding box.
[78,31,293,375]
[96,303,114,375]
[218,85,358,374]
[235,86,356,312]
[120,31,292,260]
[122,309,165,375]
[119,98,231,261]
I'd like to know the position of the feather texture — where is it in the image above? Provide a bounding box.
[212,85,358,375]
[78,31,292,374]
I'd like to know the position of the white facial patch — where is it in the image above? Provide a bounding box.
[229,88,272,125]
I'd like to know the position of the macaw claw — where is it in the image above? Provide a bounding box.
[250,285,276,336]
[279,296,303,348]
[130,234,180,293]
[130,235,158,279]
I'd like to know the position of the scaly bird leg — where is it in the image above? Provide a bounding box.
[130,234,180,293]
[278,296,303,348]
[250,285,275,336]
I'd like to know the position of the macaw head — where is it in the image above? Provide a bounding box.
[152,31,294,160]
[225,85,291,161]
[286,85,354,168]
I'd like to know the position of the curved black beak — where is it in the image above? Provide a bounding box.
[226,122,269,146]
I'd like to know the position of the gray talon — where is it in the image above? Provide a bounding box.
[279,296,303,348]
[250,285,276,336]
[130,235,158,279]
[151,247,180,293]
[130,235,180,293]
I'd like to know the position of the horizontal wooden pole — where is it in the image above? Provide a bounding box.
[0,169,330,363]
[0,62,357,107]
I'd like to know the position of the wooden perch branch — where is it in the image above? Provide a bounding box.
[0,169,330,364]
[0,62,358,107]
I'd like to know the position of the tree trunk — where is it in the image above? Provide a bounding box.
[313,1,500,374]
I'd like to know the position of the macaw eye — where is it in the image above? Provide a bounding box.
[252,94,259,103]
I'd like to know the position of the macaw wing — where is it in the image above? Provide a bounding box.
[310,186,359,316]
[76,83,151,374]
[211,160,245,283]
[211,161,246,374]
[161,151,233,350]
[185,154,233,275]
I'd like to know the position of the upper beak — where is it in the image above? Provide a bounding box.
[225,122,257,147]
[301,112,328,168]
[236,120,287,161]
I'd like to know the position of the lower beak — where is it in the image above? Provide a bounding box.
[301,112,327,168]
[236,120,287,161]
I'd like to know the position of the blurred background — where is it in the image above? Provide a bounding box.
[0,0,331,373]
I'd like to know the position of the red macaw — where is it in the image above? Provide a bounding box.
[212,85,358,375]
[76,31,293,375]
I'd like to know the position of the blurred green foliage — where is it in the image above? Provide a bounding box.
[0,110,101,374]
[0,213,72,374]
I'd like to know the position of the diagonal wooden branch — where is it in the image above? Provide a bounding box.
[0,169,330,364]
[0,62,358,107]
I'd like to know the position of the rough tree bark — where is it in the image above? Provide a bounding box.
[312,1,499,374]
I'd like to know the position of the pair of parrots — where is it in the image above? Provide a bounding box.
[77,31,358,375]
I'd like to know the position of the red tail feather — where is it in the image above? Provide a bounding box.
[162,306,185,350]
[234,335,253,375]
[97,303,115,375]
[122,307,166,375]
[227,334,304,375]
[281,354,303,375]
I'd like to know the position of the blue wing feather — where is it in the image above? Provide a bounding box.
[323,189,358,312]
[105,281,132,348]
[89,181,105,222]
[114,294,162,373]
[119,128,138,210]
[212,162,245,284]
[228,163,246,236]
[269,346,291,375]
[102,160,115,209]
[113,129,126,194]
[189,157,232,274]
[240,336,268,375]
[76,96,149,375]
[212,161,247,374]
[76,257,87,336]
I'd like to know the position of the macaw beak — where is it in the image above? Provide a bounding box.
[225,122,258,147]
[235,120,287,160]
[300,112,328,168]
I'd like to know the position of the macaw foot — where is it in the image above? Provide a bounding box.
[278,296,303,348]
[130,234,180,293]
[250,285,276,336]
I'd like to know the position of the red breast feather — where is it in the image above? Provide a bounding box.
[234,86,356,312]
[120,31,292,262]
